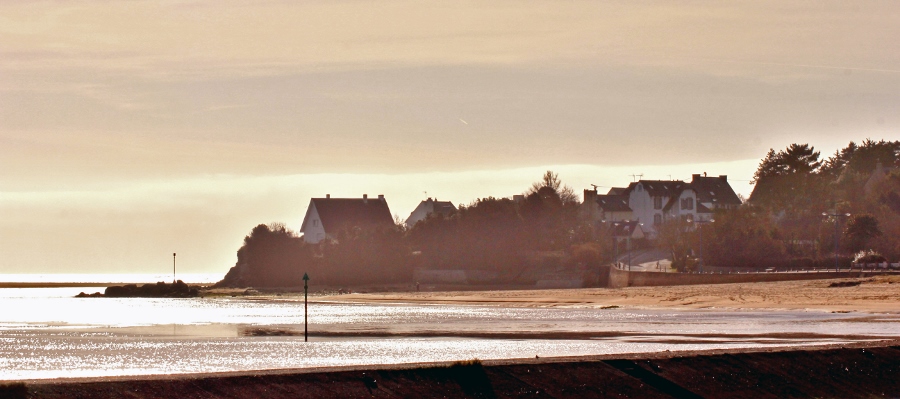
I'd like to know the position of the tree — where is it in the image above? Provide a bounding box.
[217,223,310,287]
[843,214,882,253]
[704,207,786,268]
[749,144,831,247]
[751,144,821,184]
[655,217,697,272]
[526,170,579,205]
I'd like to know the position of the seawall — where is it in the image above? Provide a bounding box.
[608,267,895,288]
[13,342,900,398]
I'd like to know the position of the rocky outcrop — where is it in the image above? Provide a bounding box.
[76,281,199,298]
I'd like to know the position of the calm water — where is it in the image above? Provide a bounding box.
[1,280,899,380]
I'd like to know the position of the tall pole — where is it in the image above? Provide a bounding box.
[303,273,309,342]
[172,253,176,284]
[698,224,703,273]
[834,218,839,272]
[613,222,619,268]
[627,235,632,271]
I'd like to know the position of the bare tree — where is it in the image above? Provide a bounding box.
[526,170,579,205]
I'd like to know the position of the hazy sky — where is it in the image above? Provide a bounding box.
[2,1,898,275]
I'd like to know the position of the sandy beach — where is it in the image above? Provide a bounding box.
[322,275,900,313]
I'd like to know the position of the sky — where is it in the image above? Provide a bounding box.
[1,1,898,275]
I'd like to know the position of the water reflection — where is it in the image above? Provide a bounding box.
[1,288,898,380]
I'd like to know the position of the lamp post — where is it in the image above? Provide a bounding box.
[823,212,850,272]
[625,225,632,271]
[605,220,621,269]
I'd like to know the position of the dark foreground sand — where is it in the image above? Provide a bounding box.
[9,340,900,399]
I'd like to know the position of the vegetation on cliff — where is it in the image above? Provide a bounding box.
[217,138,899,286]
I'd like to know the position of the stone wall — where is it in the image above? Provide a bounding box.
[608,267,894,288]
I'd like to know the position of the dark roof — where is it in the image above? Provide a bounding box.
[631,180,687,198]
[597,194,632,212]
[611,220,641,238]
[428,200,457,216]
[607,187,627,195]
[697,202,713,214]
[689,175,742,206]
[300,197,394,233]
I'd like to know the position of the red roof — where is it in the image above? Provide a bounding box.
[300,197,394,234]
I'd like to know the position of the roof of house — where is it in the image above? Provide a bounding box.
[623,180,687,199]
[424,199,457,215]
[405,198,457,226]
[597,194,632,212]
[300,197,394,233]
[606,187,627,195]
[689,175,742,206]
[611,220,643,238]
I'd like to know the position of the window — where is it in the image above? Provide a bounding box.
[654,214,662,225]
[653,196,662,209]
[681,197,694,210]
[313,219,319,227]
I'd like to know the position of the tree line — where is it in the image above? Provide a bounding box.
[217,139,899,287]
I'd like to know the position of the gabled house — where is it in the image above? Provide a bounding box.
[689,174,743,210]
[299,194,394,243]
[581,189,633,226]
[588,174,741,237]
[623,180,699,232]
[405,198,457,227]
[611,220,645,244]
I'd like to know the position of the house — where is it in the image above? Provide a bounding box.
[581,189,633,226]
[405,198,457,227]
[299,194,394,243]
[611,220,645,244]
[585,174,741,237]
[639,180,697,231]
[688,174,742,210]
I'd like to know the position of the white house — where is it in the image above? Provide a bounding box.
[405,198,457,227]
[299,194,394,244]
[598,174,741,237]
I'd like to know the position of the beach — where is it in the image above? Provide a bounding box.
[323,275,900,313]
[3,275,900,396]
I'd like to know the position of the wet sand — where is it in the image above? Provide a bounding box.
[322,275,900,313]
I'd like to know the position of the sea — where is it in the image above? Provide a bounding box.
[1,274,899,380]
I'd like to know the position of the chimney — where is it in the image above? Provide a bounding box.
[692,174,700,181]
[378,194,385,201]
[363,194,368,204]
[326,194,330,199]
[719,175,727,182]
[583,189,597,204]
